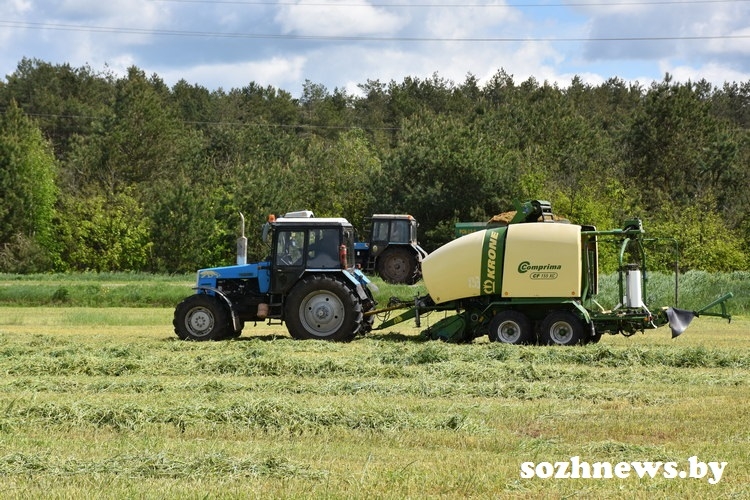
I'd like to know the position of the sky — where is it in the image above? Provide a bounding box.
[1,0,749,97]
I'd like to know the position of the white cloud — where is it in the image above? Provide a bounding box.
[702,28,750,57]
[0,0,32,49]
[274,0,407,36]
[57,0,167,27]
[663,61,750,86]
[424,2,522,39]
[581,1,750,68]
[156,56,308,91]
[3,0,31,14]
[294,36,572,97]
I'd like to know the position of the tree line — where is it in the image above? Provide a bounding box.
[1,57,748,274]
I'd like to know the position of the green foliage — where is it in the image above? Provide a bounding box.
[627,78,741,213]
[381,111,517,249]
[552,180,642,273]
[594,270,748,313]
[143,175,235,273]
[54,190,152,272]
[646,197,748,272]
[0,58,116,159]
[0,233,52,273]
[0,101,58,272]
[1,60,750,272]
[66,67,193,193]
[293,129,382,225]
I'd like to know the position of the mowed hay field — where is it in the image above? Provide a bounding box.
[0,302,747,499]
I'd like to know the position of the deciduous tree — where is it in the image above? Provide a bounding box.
[0,100,57,271]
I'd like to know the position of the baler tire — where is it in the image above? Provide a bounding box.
[377,247,418,284]
[539,310,585,346]
[488,310,534,344]
[285,275,363,341]
[173,294,232,341]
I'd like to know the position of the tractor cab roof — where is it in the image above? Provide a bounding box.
[274,217,352,226]
[266,210,352,227]
[370,214,415,220]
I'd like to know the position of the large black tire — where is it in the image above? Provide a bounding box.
[285,275,363,341]
[539,310,586,346]
[377,247,418,284]
[488,310,535,344]
[173,294,232,341]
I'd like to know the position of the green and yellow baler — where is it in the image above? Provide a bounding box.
[377,205,733,345]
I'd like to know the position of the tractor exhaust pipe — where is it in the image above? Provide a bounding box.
[237,212,247,265]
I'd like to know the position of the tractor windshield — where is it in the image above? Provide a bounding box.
[372,220,389,242]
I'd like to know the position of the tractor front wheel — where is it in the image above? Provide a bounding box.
[488,310,535,344]
[377,247,418,284]
[285,275,363,341]
[539,310,586,346]
[173,294,232,341]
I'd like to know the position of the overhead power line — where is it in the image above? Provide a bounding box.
[1,20,747,42]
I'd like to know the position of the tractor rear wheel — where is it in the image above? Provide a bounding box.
[539,310,586,346]
[488,310,534,344]
[285,275,363,341]
[377,247,418,284]
[174,294,232,341]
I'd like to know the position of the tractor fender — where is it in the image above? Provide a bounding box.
[341,269,377,304]
[296,268,367,288]
[295,269,375,305]
[193,286,243,333]
[413,243,429,261]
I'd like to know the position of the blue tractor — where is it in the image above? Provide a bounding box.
[354,214,428,284]
[173,211,377,341]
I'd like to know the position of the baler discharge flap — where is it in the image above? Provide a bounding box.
[664,292,733,338]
